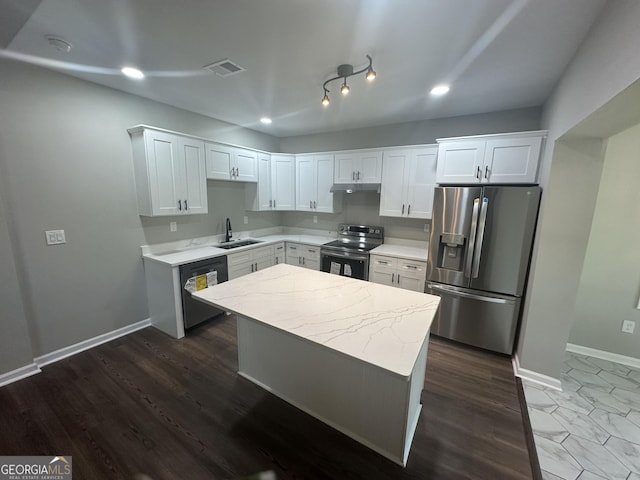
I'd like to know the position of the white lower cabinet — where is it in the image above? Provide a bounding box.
[273,242,285,265]
[369,255,427,292]
[227,245,275,280]
[285,243,320,270]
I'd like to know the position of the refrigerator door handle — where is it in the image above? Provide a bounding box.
[464,197,480,278]
[472,197,489,278]
[427,283,514,305]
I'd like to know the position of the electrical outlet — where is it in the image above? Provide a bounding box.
[313,216,318,224]
[170,222,177,232]
[622,320,636,334]
[45,229,66,245]
[243,216,248,225]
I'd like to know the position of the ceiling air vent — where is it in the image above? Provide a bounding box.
[203,58,246,77]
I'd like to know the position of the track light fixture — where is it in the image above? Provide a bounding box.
[322,55,376,106]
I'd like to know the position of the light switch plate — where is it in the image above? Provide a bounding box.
[622,320,636,334]
[45,229,66,245]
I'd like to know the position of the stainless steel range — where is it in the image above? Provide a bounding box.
[320,224,384,280]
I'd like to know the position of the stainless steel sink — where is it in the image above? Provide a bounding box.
[215,239,263,250]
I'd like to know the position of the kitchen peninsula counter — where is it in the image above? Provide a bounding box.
[193,264,440,465]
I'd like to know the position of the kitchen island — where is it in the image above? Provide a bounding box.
[193,263,440,466]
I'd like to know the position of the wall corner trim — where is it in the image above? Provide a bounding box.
[34,318,152,368]
[0,363,41,388]
[512,353,562,391]
[566,343,640,370]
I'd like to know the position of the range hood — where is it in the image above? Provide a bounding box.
[330,183,381,193]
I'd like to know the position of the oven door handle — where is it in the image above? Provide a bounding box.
[321,250,368,262]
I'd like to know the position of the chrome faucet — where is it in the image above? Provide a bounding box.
[225,217,232,243]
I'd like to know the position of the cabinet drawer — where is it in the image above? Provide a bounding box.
[303,246,319,261]
[227,250,252,266]
[397,260,427,279]
[370,255,397,273]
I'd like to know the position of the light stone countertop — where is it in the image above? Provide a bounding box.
[142,233,336,267]
[193,263,440,378]
[370,244,428,262]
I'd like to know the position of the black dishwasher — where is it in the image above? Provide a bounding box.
[179,256,228,329]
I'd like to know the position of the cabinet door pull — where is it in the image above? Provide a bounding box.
[484,166,490,179]
[184,199,188,210]
[313,201,317,209]
[178,199,182,211]
[251,263,254,272]
[476,166,481,180]
[357,171,360,180]
[397,274,400,284]
[408,204,411,215]
[273,199,276,208]
[302,257,305,265]
[352,171,356,181]
[254,262,258,271]
[391,273,394,283]
[402,204,405,214]
[275,257,278,264]
[309,200,312,209]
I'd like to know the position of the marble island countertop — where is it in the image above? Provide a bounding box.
[193,263,440,378]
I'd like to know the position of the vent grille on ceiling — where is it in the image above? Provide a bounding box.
[203,58,246,77]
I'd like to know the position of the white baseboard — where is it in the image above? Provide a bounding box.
[566,343,640,370]
[34,318,151,368]
[512,353,562,391]
[0,362,41,387]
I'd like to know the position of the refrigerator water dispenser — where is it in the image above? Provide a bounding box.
[438,233,466,271]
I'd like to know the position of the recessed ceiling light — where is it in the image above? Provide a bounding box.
[260,117,272,125]
[121,67,145,79]
[430,84,450,96]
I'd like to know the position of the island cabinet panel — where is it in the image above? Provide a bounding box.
[236,316,429,466]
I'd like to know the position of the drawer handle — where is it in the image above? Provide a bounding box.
[391,273,394,283]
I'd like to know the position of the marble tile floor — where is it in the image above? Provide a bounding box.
[523,351,640,480]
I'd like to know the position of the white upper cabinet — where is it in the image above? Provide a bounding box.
[246,153,296,211]
[295,154,341,213]
[271,154,296,210]
[436,132,545,184]
[334,150,383,184]
[205,143,258,182]
[379,146,437,219]
[129,127,207,216]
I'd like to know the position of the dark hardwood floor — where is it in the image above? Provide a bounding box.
[0,315,536,479]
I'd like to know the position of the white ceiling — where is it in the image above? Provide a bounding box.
[2,0,606,137]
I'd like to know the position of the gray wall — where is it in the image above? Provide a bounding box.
[569,123,640,357]
[0,167,34,372]
[517,0,640,379]
[281,192,429,241]
[0,58,279,370]
[279,107,541,153]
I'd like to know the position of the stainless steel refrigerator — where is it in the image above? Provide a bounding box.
[426,186,541,354]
